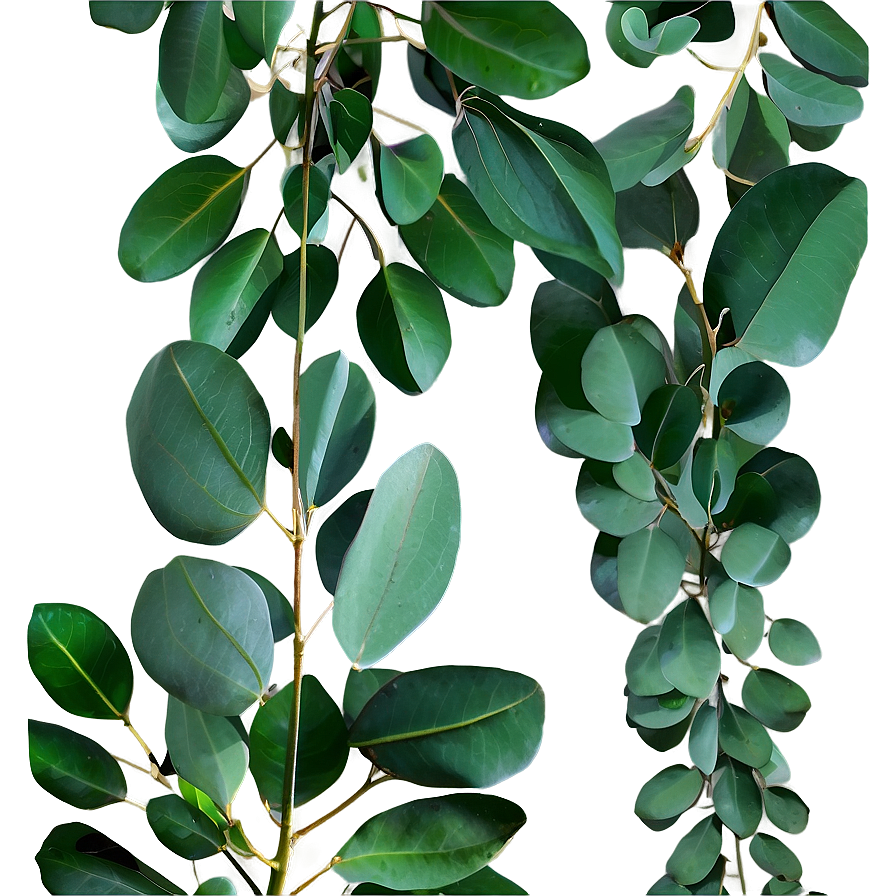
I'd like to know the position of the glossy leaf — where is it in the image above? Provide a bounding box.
[721,523,791,587]
[688,702,718,776]
[29,720,126,810]
[666,815,723,886]
[716,471,778,533]
[133,557,274,715]
[421,2,589,99]
[249,676,348,818]
[634,764,703,823]
[350,866,526,895]
[626,626,673,696]
[590,532,624,614]
[750,833,802,881]
[377,135,443,225]
[28,604,133,720]
[400,174,514,308]
[614,453,657,502]
[541,385,634,462]
[156,65,250,153]
[704,163,866,367]
[628,689,696,730]
[334,794,526,889]
[617,528,686,623]
[615,169,699,253]
[769,619,822,666]
[711,352,790,445]
[708,578,764,661]
[90,2,164,33]
[789,118,843,151]
[619,7,700,62]
[646,876,690,896]
[223,15,262,69]
[317,489,373,596]
[282,157,335,240]
[165,696,249,811]
[126,341,269,544]
[195,879,237,896]
[320,86,373,173]
[742,669,811,732]
[271,427,293,470]
[637,711,693,753]
[271,244,339,337]
[235,568,293,642]
[692,438,738,515]
[334,3,383,100]
[454,89,622,279]
[147,795,224,861]
[713,756,762,838]
[119,156,248,282]
[718,699,773,768]
[535,379,581,459]
[231,1,294,64]
[685,855,728,895]
[159,2,228,124]
[657,599,721,699]
[577,459,662,537]
[764,786,810,834]
[349,666,544,788]
[178,780,227,830]
[405,45,470,115]
[343,667,401,728]
[269,81,304,145]
[357,264,451,395]
[635,385,701,470]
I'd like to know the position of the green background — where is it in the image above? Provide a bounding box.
[0,2,896,893]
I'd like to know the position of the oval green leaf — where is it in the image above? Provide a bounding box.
[282,157,334,240]
[235,567,293,642]
[763,786,810,834]
[713,756,762,838]
[718,698,773,768]
[317,489,373,596]
[634,764,703,823]
[377,134,443,225]
[616,169,700,254]
[224,14,263,69]
[271,244,339,337]
[628,688,696,731]
[320,86,373,173]
[617,527,686,624]
[343,667,401,728]
[750,833,803,881]
[634,384,702,470]
[146,794,224,861]
[591,532,624,614]
[577,459,662,537]
[90,2,164,33]
[688,701,718,776]
[666,814,723,887]
[742,668,811,732]
[626,625,673,696]
[542,386,634,463]
[657,599,721,699]
[708,578,764,661]
[195,878,237,896]
[768,618,822,665]
[231,1,294,64]
[721,523,791,587]
[269,81,304,145]
[351,866,525,895]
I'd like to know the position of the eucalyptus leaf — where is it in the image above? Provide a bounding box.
[577,459,662,537]
[626,626,673,696]
[132,557,274,716]
[350,866,526,895]
[713,756,762,838]
[666,815,723,886]
[90,2,164,34]
[789,119,843,151]
[688,701,718,776]
[320,86,373,173]
[269,81,304,145]
[282,158,334,240]
[614,453,658,502]
[769,619,822,665]
[634,384,702,470]
[317,489,373,596]
[343,667,401,728]
[541,385,635,462]
[28,604,133,720]
[750,833,803,881]
[763,786,810,834]
[718,698,773,769]
[29,720,127,810]
[590,532,624,614]
[634,764,703,823]
[742,669,811,732]
[628,689,696,730]
[637,711,693,753]
[617,527,686,624]
[235,568,293,642]
[146,795,224,861]
[615,169,699,253]
[619,7,700,61]
[334,444,460,668]
[535,379,583,460]
[376,134,443,225]
[271,244,340,337]
[231,1,294,64]
[708,578,764,661]
[195,879,237,896]
[657,599,721,699]
[721,523,791,587]
[692,438,739,515]
[759,742,792,786]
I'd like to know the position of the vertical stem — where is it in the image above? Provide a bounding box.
[735,835,747,894]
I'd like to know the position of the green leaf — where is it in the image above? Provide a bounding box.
[590,532,624,614]
[713,756,762,838]
[350,866,526,895]
[614,453,658,502]
[721,523,791,587]
[421,1,588,99]
[269,81,304,145]
[178,780,228,830]
[535,379,582,459]
[628,689,696,730]
[189,229,283,353]
[615,169,699,253]
[36,823,186,895]
[742,669,811,732]
[271,427,293,470]
[334,444,460,668]
[759,742,792,786]
[357,264,451,394]
[119,156,249,282]
[282,157,335,241]
[317,489,373,596]
[708,578,764,661]
[231,1,294,64]
[126,341,270,544]
[28,604,133,720]
[577,459,662,537]
[789,119,843,151]
[29,720,126,810]
[335,794,526,889]
[634,385,701,470]
[637,711,693,753]
[626,626,673,696]
[90,2,164,33]
[298,351,375,509]
[165,696,249,811]
[750,833,802,881]
[704,163,867,366]
[320,86,373,173]
[133,557,274,715]
[718,698,773,768]
[666,815,723,887]
[594,86,695,191]
[195,879,237,896]
[376,134,443,225]
[767,2,868,87]
[400,174,514,308]
[271,244,340,337]
[343,667,401,728]
[688,702,718,776]
[454,89,622,279]
[249,676,349,818]
[647,876,690,896]
[146,795,224,861]
[235,568,293,642]
[406,45,469,115]
[715,471,777,533]
[769,619,822,665]
[657,599,721,699]
[223,15,263,69]
[159,2,229,124]
[691,438,738,515]
[634,764,703,823]
[763,786,810,834]
[334,3,383,100]
[760,879,802,896]
[349,666,544,788]
[617,528,686,623]
[619,8,700,61]
[685,856,728,895]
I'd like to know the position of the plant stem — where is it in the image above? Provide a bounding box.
[316,34,406,53]
[293,769,392,841]
[122,715,172,789]
[735,835,747,894]
[247,139,278,171]
[373,105,428,133]
[291,858,340,894]
[331,192,385,264]
[304,600,334,643]
[224,849,262,895]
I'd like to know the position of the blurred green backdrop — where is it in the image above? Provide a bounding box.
[0,0,896,893]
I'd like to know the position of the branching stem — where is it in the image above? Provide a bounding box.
[291,858,340,894]
[293,769,393,840]
[223,850,262,896]
[122,715,172,790]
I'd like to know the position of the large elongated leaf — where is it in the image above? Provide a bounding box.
[617,528,686,623]
[334,444,460,668]
[29,720,127,810]
[90,2,164,34]
[147,795,224,861]
[454,89,622,279]
[231,1,294,64]
[688,702,718,776]
[119,156,249,282]
[704,163,866,366]
[126,341,270,544]
[348,666,544,788]
[421,2,588,99]
[299,351,375,508]
[334,794,526,890]
[28,604,133,720]
[132,557,274,716]
[159,2,229,124]
[282,156,335,240]
[657,599,720,699]
[400,175,514,308]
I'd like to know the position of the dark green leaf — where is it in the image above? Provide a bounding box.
[29,720,126,810]
[334,444,460,668]
[335,794,526,889]
[343,667,401,728]
[28,604,132,720]
[614,453,658,502]
[349,666,544,788]
[750,833,802,881]
[788,119,843,151]
[647,876,690,896]
[760,878,802,896]
[405,45,469,115]
[715,472,778,534]
[282,156,335,241]
[299,351,375,508]
[421,1,588,98]
[454,89,622,278]
[704,163,866,366]
[133,558,274,715]
[146,795,224,860]
[628,689,696,730]
[718,698,772,768]
[119,156,248,282]
[666,815,723,886]
[615,169,699,253]
[634,764,703,823]
[235,568,293,642]
[742,669,811,732]
[400,174,514,308]
[350,866,526,894]
[376,134,443,225]
[617,528,686,623]
[271,244,340,337]
[708,578,764,661]
[223,15,262,69]
[195,879,237,896]
[334,3,383,100]
[271,427,293,470]
[317,489,373,596]
[688,702,718,775]
[769,619,822,665]
[713,756,762,838]
[231,1,295,64]
[535,379,582,459]
[269,81,304,145]
[637,707,693,752]
[685,855,728,895]
[90,2,164,33]
[540,384,634,462]
[577,459,662,537]
[763,786,810,834]
[159,2,228,124]
[692,438,738,515]
[126,341,270,544]
[320,86,373,173]
[626,626,673,696]
[658,599,721,698]
[721,523,791,587]
[249,676,348,818]
[590,532,624,614]
[635,384,701,469]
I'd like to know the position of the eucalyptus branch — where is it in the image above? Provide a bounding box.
[290,857,341,894]
[292,769,393,841]
[735,836,747,895]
